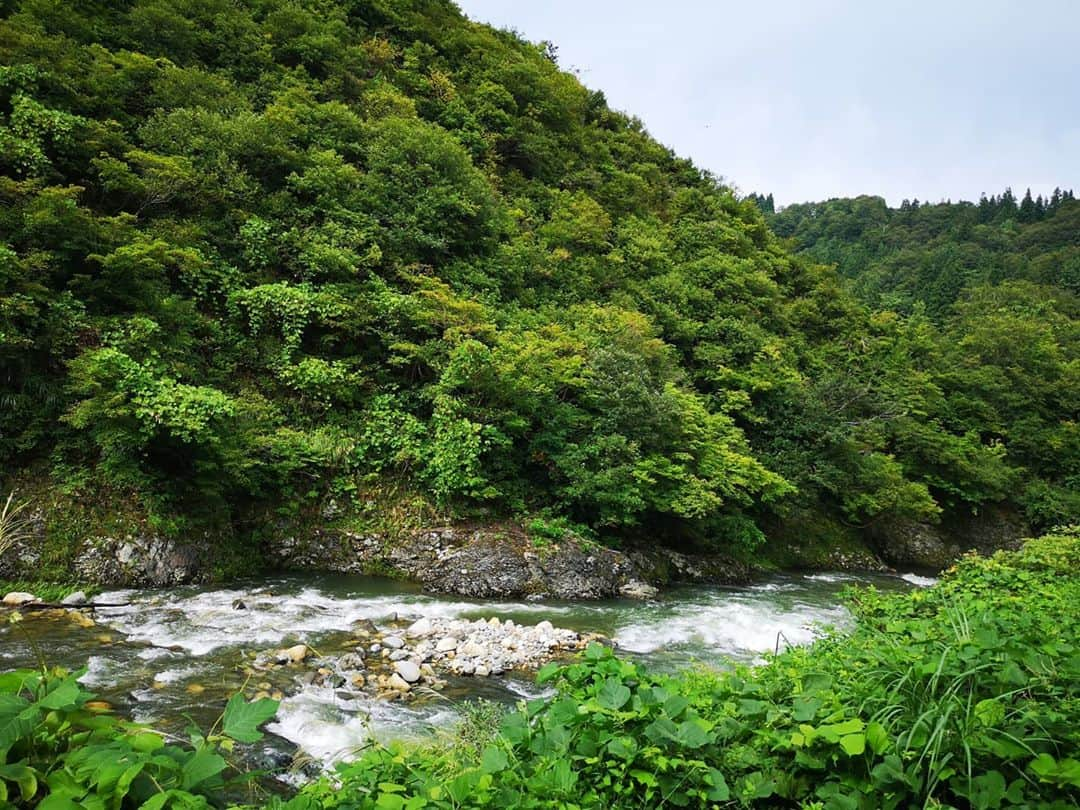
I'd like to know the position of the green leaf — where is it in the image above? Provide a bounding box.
[705,769,729,801]
[0,763,37,802]
[536,662,560,684]
[630,770,657,787]
[675,719,711,749]
[839,733,865,756]
[479,746,508,774]
[596,678,631,711]
[221,694,278,743]
[131,732,165,753]
[36,796,84,810]
[968,770,1006,810]
[180,748,226,790]
[38,678,82,710]
[792,695,821,722]
[865,721,889,755]
[802,673,833,694]
[974,698,1005,727]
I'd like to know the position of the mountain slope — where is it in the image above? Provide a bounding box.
[1,0,1075,574]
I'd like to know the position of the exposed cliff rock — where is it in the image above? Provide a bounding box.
[866,505,1029,570]
[267,523,752,599]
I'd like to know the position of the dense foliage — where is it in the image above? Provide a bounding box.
[266,528,1080,809]
[0,660,279,809]
[1,0,1076,561]
[767,190,1080,318]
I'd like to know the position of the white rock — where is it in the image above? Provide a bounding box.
[435,636,459,652]
[2,592,37,606]
[459,641,485,658]
[382,635,405,650]
[488,617,500,627]
[395,660,421,683]
[474,665,491,677]
[620,580,660,599]
[388,673,412,692]
[535,620,554,633]
[407,618,433,637]
[278,644,309,664]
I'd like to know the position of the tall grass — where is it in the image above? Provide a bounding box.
[0,489,32,558]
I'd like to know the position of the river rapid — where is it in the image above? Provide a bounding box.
[0,570,934,772]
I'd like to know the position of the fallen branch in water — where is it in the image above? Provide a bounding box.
[0,601,132,610]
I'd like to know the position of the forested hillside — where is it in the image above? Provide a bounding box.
[1,0,1076,570]
[765,189,1080,317]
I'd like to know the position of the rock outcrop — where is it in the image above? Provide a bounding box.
[268,523,754,599]
[866,505,1029,570]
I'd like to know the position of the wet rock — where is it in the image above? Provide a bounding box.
[866,505,1028,571]
[231,599,247,610]
[458,640,485,658]
[2,592,38,606]
[388,673,412,692]
[406,618,433,637]
[75,533,215,587]
[394,661,421,683]
[277,644,309,665]
[619,580,659,599]
[61,591,88,606]
[337,652,365,671]
[382,635,405,650]
[389,650,409,661]
[69,611,95,628]
[353,619,379,635]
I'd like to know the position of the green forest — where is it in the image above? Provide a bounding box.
[2,0,1076,569]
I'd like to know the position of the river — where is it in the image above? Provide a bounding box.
[0,570,934,772]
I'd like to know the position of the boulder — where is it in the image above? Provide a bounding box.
[619,580,659,599]
[61,591,88,606]
[406,618,433,637]
[277,644,309,664]
[435,636,459,652]
[2,592,37,606]
[394,660,421,683]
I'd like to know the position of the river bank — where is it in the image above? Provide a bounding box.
[0,482,1027,599]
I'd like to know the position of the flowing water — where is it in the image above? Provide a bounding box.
[0,570,933,770]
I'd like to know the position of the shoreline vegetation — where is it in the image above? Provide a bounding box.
[2,528,1077,808]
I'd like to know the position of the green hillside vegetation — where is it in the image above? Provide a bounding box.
[765,189,1080,318]
[1,0,1077,568]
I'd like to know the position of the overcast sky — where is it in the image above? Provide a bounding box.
[454,1,1080,207]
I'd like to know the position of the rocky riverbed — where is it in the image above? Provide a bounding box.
[248,613,604,702]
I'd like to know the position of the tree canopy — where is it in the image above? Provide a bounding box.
[1,0,1076,559]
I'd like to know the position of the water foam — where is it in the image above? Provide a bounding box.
[93,584,572,656]
[268,686,459,765]
[900,573,938,587]
[612,592,850,659]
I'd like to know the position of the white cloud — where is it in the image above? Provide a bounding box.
[455,0,1080,205]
